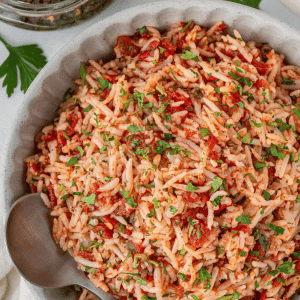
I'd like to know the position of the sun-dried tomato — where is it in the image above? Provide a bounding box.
[92,223,113,239]
[159,40,176,60]
[65,114,78,137]
[44,130,57,142]
[254,78,268,89]
[138,50,151,61]
[252,59,270,75]
[181,191,210,203]
[115,36,140,57]
[78,250,94,261]
[133,243,145,254]
[104,75,119,84]
[188,221,212,249]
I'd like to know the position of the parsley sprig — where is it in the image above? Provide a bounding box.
[224,0,261,9]
[0,36,47,97]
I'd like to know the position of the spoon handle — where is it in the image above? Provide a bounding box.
[76,278,117,300]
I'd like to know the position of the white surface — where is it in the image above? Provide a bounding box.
[281,0,300,17]
[0,0,300,299]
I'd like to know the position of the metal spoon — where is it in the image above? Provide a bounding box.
[5,193,117,300]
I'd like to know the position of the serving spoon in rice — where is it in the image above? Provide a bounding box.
[5,193,117,300]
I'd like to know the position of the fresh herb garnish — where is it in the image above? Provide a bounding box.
[0,36,47,97]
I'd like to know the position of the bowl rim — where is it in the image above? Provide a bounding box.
[2,0,300,296]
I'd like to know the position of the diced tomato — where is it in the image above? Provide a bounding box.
[47,183,57,207]
[138,50,151,61]
[44,130,57,142]
[260,291,267,300]
[104,75,119,84]
[141,32,153,39]
[181,191,210,203]
[134,243,145,254]
[156,257,169,267]
[218,24,227,31]
[229,90,241,105]
[92,223,113,239]
[246,242,266,262]
[98,87,110,100]
[148,40,159,50]
[254,78,268,89]
[176,38,186,51]
[146,275,154,282]
[233,225,252,235]
[252,59,270,75]
[102,215,132,235]
[208,75,217,81]
[214,203,231,215]
[173,207,206,227]
[268,166,276,182]
[65,114,78,137]
[115,198,135,216]
[57,131,67,149]
[293,254,300,272]
[166,91,192,106]
[31,163,39,174]
[78,250,94,261]
[219,49,247,62]
[207,135,219,160]
[165,91,192,114]
[82,205,91,213]
[102,215,118,227]
[188,221,212,249]
[159,40,176,60]
[240,291,264,300]
[115,36,140,57]
[29,183,37,193]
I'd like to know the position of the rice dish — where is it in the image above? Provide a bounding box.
[25,20,300,300]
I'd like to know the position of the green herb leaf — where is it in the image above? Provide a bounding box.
[211,176,223,192]
[178,273,186,280]
[135,277,147,285]
[216,291,240,300]
[282,78,295,85]
[199,128,210,137]
[181,20,192,33]
[0,36,47,97]
[83,104,93,112]
[254,161,267,172]
[76,146,84,156]
[235,214,252,224]
[278,261,296,275]
[180,50,199,62]
[127,125,144,133]
[104,177,113,181]
[66,157,78,167]
[81,194,96,205]
[169,206,178,215]
[267,223,285,236]
[120,191,137,208]
[263,190,270,201]
[251,120,265,128]
[186,182,200,193]
[80,63,86,87]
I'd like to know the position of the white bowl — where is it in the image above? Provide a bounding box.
[2,0,300,299]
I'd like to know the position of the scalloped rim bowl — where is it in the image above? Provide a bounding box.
[2,0,300,298]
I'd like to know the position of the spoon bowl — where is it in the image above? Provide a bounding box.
[5,193,117,299]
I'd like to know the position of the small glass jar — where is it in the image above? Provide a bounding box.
[0,0,111,30]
